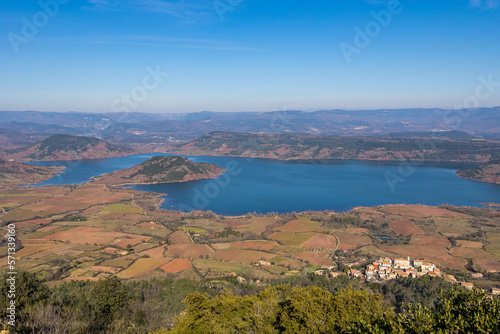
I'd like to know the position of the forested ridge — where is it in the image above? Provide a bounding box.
[172,131,500,162]
[1,271,498,333]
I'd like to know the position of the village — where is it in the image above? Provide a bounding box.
[310,257,500,296]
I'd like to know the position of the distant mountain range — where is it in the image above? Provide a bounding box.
[0,128,45,147]
[1,108,499,144]
[92,156,226,185]
[5,134,133,161]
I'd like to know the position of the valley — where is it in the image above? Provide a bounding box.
[1,183,499,291]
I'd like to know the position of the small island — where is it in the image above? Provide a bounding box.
[456,160,500,185]
[92,156,227,185]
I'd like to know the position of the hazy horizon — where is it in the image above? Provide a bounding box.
[2,105,500,116]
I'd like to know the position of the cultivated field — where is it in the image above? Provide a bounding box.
[166,244,212,259]
[211,249,275,265]
[390,219,425,236]
[297,251,334,267]
[300,233,337,249]
[268,232,317,247]
[160,259,192,274]
[141,245,168,258]
[227,240,281,251]
[169,231,192,243]
[277,217,329,233]
[117,258,169,279]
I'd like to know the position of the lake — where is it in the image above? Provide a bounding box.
[31,154,500,215]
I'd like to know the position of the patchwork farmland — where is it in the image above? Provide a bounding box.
[0,184,499,289]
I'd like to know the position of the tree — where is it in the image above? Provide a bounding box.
[166,285,393,334]
[83,276,131,333]
[0,270,49,331]
[391,287,500,333]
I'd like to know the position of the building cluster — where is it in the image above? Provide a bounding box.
[360,257,442,281]
[313,257,442,281]
[310,257,500,295]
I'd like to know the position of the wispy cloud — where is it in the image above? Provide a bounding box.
[91,35,260,50]
[469,0,499,9]
[86,0,215,22]
[37,35,261,51]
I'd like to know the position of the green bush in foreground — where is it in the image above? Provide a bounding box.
[158,285,500,334]
[1,271,498,333]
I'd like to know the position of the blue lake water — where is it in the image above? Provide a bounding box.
[31,154,500,215]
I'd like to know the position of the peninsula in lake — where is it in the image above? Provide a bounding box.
[457,160,500,185]
[0,159,64,190]
[92,155,226,186]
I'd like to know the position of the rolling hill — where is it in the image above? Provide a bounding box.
[8,134,134,161]
[388,130,475,139]
[171,131,500,162]
[0,128,43,147]
[92,156,226,185]
[457,160,500,184]
[0,159,64,189]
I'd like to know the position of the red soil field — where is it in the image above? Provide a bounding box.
[337,244,358,251]
[141,245,168,258]
[12,218,52,229]
[24,187,130,212]
[114,235,151,249]
[42,227,127,245]
[301,233,337,249]
[338,233,371,249]
[380,205,465,219]
[166,244,212,259]
[169,231,192,244]
[297,251,334,267]
[390,219,425,236]
[160,259,192,274]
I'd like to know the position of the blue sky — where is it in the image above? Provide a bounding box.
[1,0,499,113]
